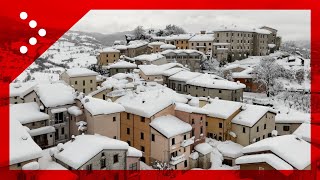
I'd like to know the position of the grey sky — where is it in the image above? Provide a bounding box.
[71,10,310,41]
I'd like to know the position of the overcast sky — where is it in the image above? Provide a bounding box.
[71,10,310,41]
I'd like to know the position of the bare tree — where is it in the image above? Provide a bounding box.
[253,57,280,97]
[133,26,146,40]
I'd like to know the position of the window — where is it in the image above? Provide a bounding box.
[129,162,138,171]
[127,141,131,146]
[103,94,106,100]
[141,132,144,140]
[83,89,85,93]
[191,119,194,124]
[183,85,187,92]
[263,135,265,139]
[256,137,260,141]
[83,80,85,86]
[206,122,208,126]
[219,123,223,128]
[264,124,266,129]
[171,138,175,145]
[54,112,64,124]
[219,90,222,93]
[141,117,145,122]
[283,126,290,131]
[55,129,59,140]
[184,160,188,168]
[90,88,93,91]
[113,154,119,163]
[86,164,92,171]
[152,134,155,141]
[184,134,187,140]
[75,81,77,85]
[100,159,106,169]
[141,146,145,152]
[257,126,259,132]
[90,80,93,83]
[113,136,116,139]
[113,117,116,122]
[127,128,130,135]
[200,126,203,134]
[242,127,246,133]
[178,84,181,91]
[61,127,65,135]
[191,129,194,136]
[127,113,130,119]
[268,133,272,137]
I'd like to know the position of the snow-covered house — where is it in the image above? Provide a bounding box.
[107,60,137,76]
[77,96,125,139]
[126,40,151,58]
[235,135,317,178]
[148,41,166,53]
[54,134,140,170]
[150,115,192,170]
[165,34,194,50]
[168,71,201,94]
[9,118,42,170]
[97,47,120,66]
[60,68,98,95]
[138,63,184,84]
[202,98,242,141]
[275,111,310,136]
[216,141,243,166]
[174,102,209,147]
[161,49,205,72]
[116,87,188,165]
[162,67,187,86]
[231,67,265,93]
[160,44,176,51]
[186,73,245,101]
[34,82,76,144]
[10,102,55,148]
[188,32,214,57]
[133,53,166,65]
[231,104,276,146]
[192,143,213,169]
[10,82,37,104]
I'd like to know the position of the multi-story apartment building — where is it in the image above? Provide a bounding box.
[97,48,121,65]
[231,104,276,146]
[150,115,192,170]
[60,68,98,95]
[186,73,245,101]
[260,26,281,51]
[188,32,214,57]
[10,102,55,148]
[212,26,281,62]
[148,41,166,53]
[126,40,150,58]
[165,34,194,49]
[167,71,201,94]
[77,96,125,140]
[34,82,76,144]
[161,49,205,72]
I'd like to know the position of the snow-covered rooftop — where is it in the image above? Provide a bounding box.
[169,71,201,82]
[160,44,176,49]
[10,82,37,98]
[232,104,273,127]
[54,134,129,169]
[236,153,293,170]
[134,53,165,62]
[203,98,242,119]
[150,115,192,138]
[127,147,143,157]
[186,74,246,90]
[293,123,310,143]
[35,82,76,108]
[275,111,310,124]
[165,34,194,41]
[108,60,137,69]
[189,34,214,42]
[213,25,272,34]
[127,40,148,49]
[10,102,49,124]
[67,106,83,116]
[149,41,165,46]
[175,102,208,115]
[116,85,187,118]
[232,67,254,79]
[139,63,184,76]
[161,49,205,57]
[194,143,213,155]
[65,68,98,78]
[217,141,243,159]
[102,47,120,53]
[242,135,311,170]
[162,67,187,77]
[80,96,125,116]
[28,126,56,137]
[10,118,42,165]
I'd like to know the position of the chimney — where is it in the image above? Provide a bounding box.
[200,30,206,34]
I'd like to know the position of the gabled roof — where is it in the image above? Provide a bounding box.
[10,102,49,124]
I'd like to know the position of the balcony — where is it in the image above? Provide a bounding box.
[181,136,195,147]
[170,154,186,165]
